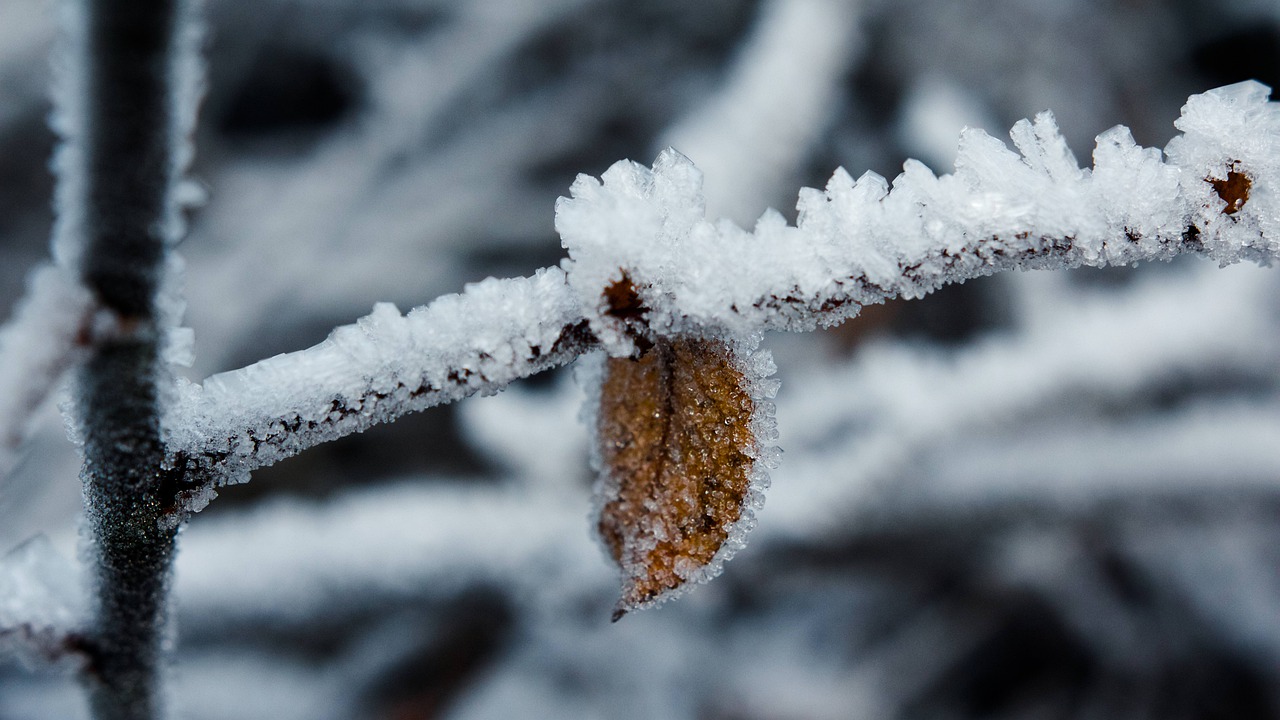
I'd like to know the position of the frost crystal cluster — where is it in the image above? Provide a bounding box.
[0,537,84,669]
[558,81,1280,352]
[166,268,586,490]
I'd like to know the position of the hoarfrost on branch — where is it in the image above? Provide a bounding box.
[559,81,1278,352]
[160,81,1279,497]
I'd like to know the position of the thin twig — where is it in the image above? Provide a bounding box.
[166,269,595,486]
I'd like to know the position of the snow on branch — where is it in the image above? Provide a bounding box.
[0,265,93,482]
[560,81,1280,353]
[166,82,1278,499]
[164,268,593,489]
[0,536,88,671]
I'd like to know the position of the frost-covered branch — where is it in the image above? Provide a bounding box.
[165,268,594,488]
[0,537,88,671]
[166,83,1279,499]
[0,266,93,483]
[561,81,1279,352]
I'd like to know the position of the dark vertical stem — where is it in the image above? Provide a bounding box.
[83,0,176,316]
[77,0,181,717]
[80,342,175,720]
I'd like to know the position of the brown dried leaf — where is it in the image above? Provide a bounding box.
[595,336,761,621]
[603,271,647,321]
[1209,165,1251,215]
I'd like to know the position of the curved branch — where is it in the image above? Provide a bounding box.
[560,82,1279,351]
[168,82,1280,497]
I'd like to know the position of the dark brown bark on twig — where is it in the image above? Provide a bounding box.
[77,0,182,717]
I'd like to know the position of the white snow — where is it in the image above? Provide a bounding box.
[1166,80,1280,262]
[0,535,85,669]
[166,267,585,490]
[558,82,1280,353]
[0,266,91,484]
[47,0,87,273]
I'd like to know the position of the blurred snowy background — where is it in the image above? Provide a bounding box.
[3,0,1280,717]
